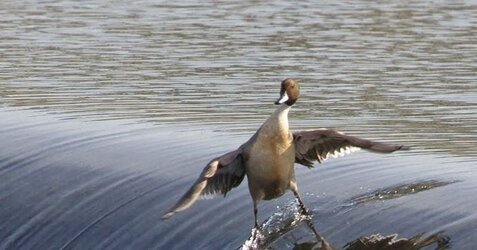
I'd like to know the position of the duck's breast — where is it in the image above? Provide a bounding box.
[245,130,296,200]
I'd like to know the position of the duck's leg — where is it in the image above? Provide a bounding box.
[290,181,327,243]
[253,200,259,228]
[251,200,262,241]
[290,181,310,215]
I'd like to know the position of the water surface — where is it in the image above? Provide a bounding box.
[1,0,476,249]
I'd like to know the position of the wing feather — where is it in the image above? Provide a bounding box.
[293,129,408,168]
[162,149,245,219]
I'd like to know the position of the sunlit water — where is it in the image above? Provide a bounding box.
[1,0,476,249]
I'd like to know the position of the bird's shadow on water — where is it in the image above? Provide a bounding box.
[240,179,455,250]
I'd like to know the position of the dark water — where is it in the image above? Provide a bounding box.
[1,0,476,249]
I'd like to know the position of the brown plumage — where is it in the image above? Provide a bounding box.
[163,79,408,227]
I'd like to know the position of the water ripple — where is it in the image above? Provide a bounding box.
[1,0,476,157]
[1,0,476,249]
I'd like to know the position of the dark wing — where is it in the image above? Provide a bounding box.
[162,149,245,219]
[293,129,409,168]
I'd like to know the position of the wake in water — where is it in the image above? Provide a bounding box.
[240,200,332,250]
[239,184,452,250]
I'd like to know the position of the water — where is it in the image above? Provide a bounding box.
[0,0,476,249]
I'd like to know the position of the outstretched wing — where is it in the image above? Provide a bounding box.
[162,149,245,219]
[293,129,408,168]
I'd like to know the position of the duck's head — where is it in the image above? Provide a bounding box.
[275,78,300,106]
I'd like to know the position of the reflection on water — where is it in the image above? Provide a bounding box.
[1,0,477,249]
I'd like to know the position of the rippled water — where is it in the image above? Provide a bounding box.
[1,0,476,249]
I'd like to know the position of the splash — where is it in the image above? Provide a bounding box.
[240,200,334,250]
[241,200,312,250]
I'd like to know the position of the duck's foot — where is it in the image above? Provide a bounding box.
[296,203,313,221]
[251,224,263,241]
[299,206,311,217]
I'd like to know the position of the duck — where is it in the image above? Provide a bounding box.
[162,79,408,228]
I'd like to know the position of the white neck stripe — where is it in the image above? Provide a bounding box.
[277,93,289,104]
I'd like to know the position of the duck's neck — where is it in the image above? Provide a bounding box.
[274,103,291,119]
[257,104,292,141]
[270,104,291,133]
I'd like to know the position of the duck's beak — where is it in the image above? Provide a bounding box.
[274,92,289,105]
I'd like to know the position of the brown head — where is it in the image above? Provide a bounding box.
[275,78,300,106]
